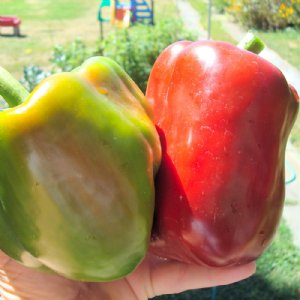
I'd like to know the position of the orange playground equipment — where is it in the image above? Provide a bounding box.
[98,0,154,37]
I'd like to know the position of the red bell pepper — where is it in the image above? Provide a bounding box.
[146,36,299,267]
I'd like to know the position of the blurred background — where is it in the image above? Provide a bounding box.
[1,0,299,299]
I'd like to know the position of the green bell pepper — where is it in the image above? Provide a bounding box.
[0,57,161,281]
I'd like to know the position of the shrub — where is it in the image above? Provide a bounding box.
[214,0,231,13]
[21,65,51,92]
[21,39,93,91]
[50,38,92,72]
[0,98,8,109]
[99,19,197,92]
[227,0,300,30]
[21,19,196,92]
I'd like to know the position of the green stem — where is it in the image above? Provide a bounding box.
[237,32,265,54]
[0,67,29,108]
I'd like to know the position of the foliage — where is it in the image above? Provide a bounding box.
[20,65,51,92]
[21,20,197,92]
[0,98,8,110]
[50,38,92,72]
[214,0,231,13]
[21,39,93,91]
[99,19,197,92]
[153,220,300,300]
[227,0,300,29]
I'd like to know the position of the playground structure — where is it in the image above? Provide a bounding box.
[0,16,21,36]
[98,0,154,38]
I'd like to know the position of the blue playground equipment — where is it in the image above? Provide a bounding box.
[130,0,154,24]
[98,0,154,38]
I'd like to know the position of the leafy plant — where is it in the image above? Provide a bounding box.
[0,97,8,110]
[21,65,51,92]
[227,0,300,29]
[99,19,197,92]
[21,20,196,92]
[21,38,93,91]
[50,38,92,72]
[214,0,230,13]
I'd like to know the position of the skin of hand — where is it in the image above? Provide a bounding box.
[0,250,255,300]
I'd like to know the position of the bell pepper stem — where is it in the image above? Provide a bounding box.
[0,67,29,107]
[237,32,265,54]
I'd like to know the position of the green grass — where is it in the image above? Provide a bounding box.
[255,28,300,70]
[0,0,179,79]
[0,0,92,20]
[285,198,300,206]
[0,0,102,78]
[154,220,300,300]
[155,0,178,20]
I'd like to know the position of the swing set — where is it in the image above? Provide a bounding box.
[98,0,154,38]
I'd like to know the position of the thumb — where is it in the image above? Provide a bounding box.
[146,255,256,297]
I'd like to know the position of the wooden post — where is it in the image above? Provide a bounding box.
[207,0,212,39]
[151,0,154,25]
[100,21,104,40]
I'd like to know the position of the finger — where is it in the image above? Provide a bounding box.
[0,252,11,268]
[0,251,85,300]
[150,258,256,297]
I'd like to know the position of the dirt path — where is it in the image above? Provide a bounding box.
[176,0,206,38]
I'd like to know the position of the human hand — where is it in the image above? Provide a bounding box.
[0,250,255,299]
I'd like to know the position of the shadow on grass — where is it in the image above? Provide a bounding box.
[0,34,27,38]
[153,272,300,300]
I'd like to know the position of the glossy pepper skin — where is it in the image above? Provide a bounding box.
[146,40,299,267]
[0,57,161,281]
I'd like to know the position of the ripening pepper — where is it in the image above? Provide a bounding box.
[0,56,161,281]
[146,36,299,267]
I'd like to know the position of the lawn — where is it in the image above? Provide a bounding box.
[0,0,107,78]
[257,28,300,71]
[0,0,179,79]
[0,0,94,21]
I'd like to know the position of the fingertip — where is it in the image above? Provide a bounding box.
[246,261,257,276]
[214,261,257,286]
[236,261,257,278]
